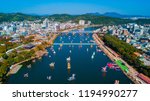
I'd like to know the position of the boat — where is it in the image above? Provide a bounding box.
[90,45,93,48]
[49,62,55,68]
[97,49,102,52]
[69,50,72,53]
[50,47,53,50]
[114,67,121,71]
[91,52,95,59]
[107,63,115,69]
[91,55,94,59]
[90,40,95,43]
[68,74,76,81]
[67,62,71,69]
[87,48,89,52]
[72,74,76,77]
[93,52,96,56]
[58,47,61,50]
[66,57,71,62]
[49,55,51,58]
[47,76,52,80]
[115,80,119,84]
[24,73,28,78]
[68,77,75,81]
[101,66,107,72]
[53,51,56,54]
[27,64,31,68]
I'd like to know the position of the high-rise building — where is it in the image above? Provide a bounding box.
[79,20,85,26]
[43,18,49,28]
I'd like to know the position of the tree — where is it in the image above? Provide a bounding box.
[102,34,150,77]
[19,35,25,42]
[2,53,8,59]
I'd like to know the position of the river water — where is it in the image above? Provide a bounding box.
[6,27,133,84]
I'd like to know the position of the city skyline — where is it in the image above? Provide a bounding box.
[0,0,150,16]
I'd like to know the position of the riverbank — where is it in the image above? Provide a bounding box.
[93,34,145,84]
[7,50,48,76]
[6,34,58,77]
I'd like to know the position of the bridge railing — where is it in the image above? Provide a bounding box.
[62,31,94,33]
[53,43,97,46]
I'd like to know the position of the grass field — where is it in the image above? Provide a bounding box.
[115,60,129,73]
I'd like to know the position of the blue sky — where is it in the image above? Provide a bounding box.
[0,0,150,16]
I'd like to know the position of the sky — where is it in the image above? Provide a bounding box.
[0,0,150,16]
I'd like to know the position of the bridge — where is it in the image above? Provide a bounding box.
[61,31,94,34]
[53,43,97,46]
[70,31,93,33]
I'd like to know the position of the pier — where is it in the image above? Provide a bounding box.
[7,65,23,75]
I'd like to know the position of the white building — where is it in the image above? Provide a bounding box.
[79,20,85,26]
[42,18,49,28]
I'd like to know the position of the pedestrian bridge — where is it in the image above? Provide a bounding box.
[53,43,97,46]
[70,31,94,33]
[61,31,94,34]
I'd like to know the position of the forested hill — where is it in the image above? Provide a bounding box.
[0,13,41,22]
[0,13,150,25]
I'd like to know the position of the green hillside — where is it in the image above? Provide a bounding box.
[0,13,150,25]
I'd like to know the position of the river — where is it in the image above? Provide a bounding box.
[6,27,133,84]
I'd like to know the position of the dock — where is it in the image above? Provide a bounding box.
[7,65,23,75]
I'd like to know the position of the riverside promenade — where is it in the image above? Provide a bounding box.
[93,34,146,84]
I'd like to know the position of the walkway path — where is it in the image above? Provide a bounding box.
[93,34,145,84]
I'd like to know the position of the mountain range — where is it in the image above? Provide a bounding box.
[86,12,150,19]
[0,13,150,25]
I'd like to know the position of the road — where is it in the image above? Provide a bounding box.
[93,34,146,84]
